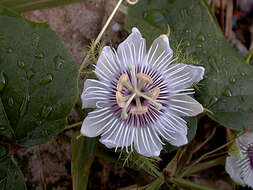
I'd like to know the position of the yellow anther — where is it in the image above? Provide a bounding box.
[150,87,160,100]
[116,91,129,108]
[117,74,133,91]
[137,73,153,89]
[130,106,148,115]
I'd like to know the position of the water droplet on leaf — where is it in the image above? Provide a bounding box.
[183,40,191,47]
[0,125,6,131]
[40,74,53,85]
[54,55,64,70]
[19,93,30,117]
[196,32,205,42]
[8,97,14,106]
[41,106,52,118]
[143,9,166,28]
[208,56,219,72]
[0,72,6,92]
[185,29,191,33]
[180,8,188,20]
[35,52,44,59]
[6,47,13,53]
[229,76,236,84]
[223,89,232,97]
[17,60,25,69]
[196,44,202,48]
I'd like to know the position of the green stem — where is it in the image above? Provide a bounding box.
[246,49,253,64]
[64,121,82,130]
[78,0,124,74]
[146,175,164,190]
[179,156,226,177]
[171,177,217,190]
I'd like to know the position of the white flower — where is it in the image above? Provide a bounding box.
[225,132,253,188]
[80,27,205,157]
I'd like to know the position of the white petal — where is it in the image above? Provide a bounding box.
[156,117,188,147]
[100,123,131,150]
[81,109,112,137]
[147,34,173,70]
[81,79,109,108]
[166,63,205,90]
[243,168,253,188]
[94,46,119,81]
[117,27,147,68]
[238,132,253,147]
[225,156,245,185]
[134,127,163,157]
[169,95,203,116]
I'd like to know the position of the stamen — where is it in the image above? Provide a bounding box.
[137,73,153,89]
[121,92,136,119]
[117,74,133,91]
[116,91,130,108]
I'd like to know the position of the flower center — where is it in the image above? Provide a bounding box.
[116,64,162,119]
[248,145,253,169]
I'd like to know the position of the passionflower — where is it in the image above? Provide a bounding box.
[225,132,253,188]
[81,27,205,157]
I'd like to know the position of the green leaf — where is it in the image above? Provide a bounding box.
[0,0,84,13]
[71,133,96,190]
[0,6,78,146]
[125,0,253,131]
[0,97,14,142]
[0,154,27,190]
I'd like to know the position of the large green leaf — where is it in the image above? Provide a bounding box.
[0,146,26,190]
[125,0,253,131]
[0,7,78,146]
[71,133,96,190]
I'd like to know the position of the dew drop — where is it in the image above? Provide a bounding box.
[19,93,30,117]
[6,47,13,53]
[35,52,44,59]
[185,29,191,33]
[229,76,236,84]
[196,44,202,48]
[180,8,188,20]
[17,60,25,69]
[142,9,166,28]
[27,69,35,80]
[0,125,6,131]
[209,96,218,106]
[41,105,53,118]
[53,55,64,70]
[40,73,53,85]
[0,72,6,92]
[208,56,219,72]
[8,97,14,107]
[196,32,205,42]
[183,40,191,47]
[240,72,246,76]
[223,89,232,97]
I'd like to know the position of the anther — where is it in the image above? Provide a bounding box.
[137,73,153,89]
[117,74,133,91]
[116,91,130,108]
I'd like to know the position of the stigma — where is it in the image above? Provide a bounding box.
[116,64,163,119]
